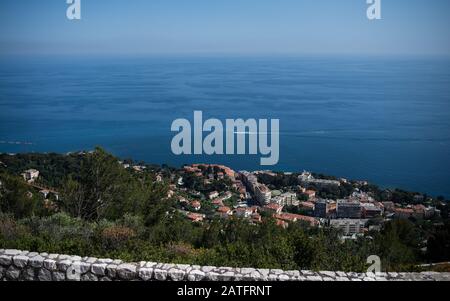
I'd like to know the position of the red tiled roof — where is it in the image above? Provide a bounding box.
[275,213,319,226]
[212,199,224,205]
[217,206,231,213]
[186,164,235,178]
[250,206,259,213]
[395,208,414,214]
[235,207,251,212]
[190,200,201,208]
[187,212,204,221]
[276,219,289,228]
[413,204,426,212]
[300,201,315,209]
[264,203,283,211]
[251,213,262,223]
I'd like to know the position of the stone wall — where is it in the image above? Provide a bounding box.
[1,249,449,281]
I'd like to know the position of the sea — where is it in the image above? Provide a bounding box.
[0,55,449,197]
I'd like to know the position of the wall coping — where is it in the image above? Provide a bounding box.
[1,249,449,281]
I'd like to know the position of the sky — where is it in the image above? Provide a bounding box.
[0,0,449,56]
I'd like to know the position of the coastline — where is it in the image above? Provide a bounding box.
[1,148,448,200]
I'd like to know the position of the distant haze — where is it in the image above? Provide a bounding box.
[0,0,449,56]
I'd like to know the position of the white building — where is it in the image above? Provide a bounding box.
[330,219,368,236]
[21,169,39,183]
[39,189,50,199]
[234,207,254,218]
[272,192,299,206]
[298,171,341,188]
[209,191,219,200]
[255,184,271,205]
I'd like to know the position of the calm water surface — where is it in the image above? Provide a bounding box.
[0,56,449,197]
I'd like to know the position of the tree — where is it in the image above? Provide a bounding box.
[374,219,422,270]
[60,147,167,221]
[0,172,44,218]
[426,222,450,262]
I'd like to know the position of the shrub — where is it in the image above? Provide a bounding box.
[101,225,136,250]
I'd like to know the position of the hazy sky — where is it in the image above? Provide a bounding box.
[1,0,449,56]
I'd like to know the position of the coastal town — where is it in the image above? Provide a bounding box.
[154,163,444,238]
[1,149,449,274]
[3,154,445,240]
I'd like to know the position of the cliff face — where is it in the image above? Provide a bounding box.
[0,249,449,281]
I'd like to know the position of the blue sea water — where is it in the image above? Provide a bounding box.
[0,56,449,197]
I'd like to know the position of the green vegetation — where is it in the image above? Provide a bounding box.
[1,148,449,272]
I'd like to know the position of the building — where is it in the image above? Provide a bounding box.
[187,212,205,223]
[349,190,374,203]
[382,201,395,212]
[298,171,341,188]
[239,171,259,193]
[39,189,50,199]
[190,200,201,211]
[208,191,219,200]
[184,165,201,173]
[251,213,262,224]
[221,191,233,200]
[276,219,289,229]
[296,185,306,193]
[233,180,247,195]
[239,171,272,205]
[234,207,254,218]
[132,165,146,172]
[413,194,425,203]
[255,184,271,205]
[304,190,316,200]
[281,192,298,206]
[185,164,235,179]
[21,169,39,183]
[394,208,414,219]
[327,202,337,217]
[413,204,427,219]
[254,170,277,178]
[272,192,299,206]
[217,206,232,218]
[262,203,283,214]
[300,201,315,211]
[314,199,330,218]
[211,199,224,207]
[336,200,361,219]
[275,213,319,227]
[330,219,367,236]
[361,203,383,218]
[424,207,438,219]
[156,174,163,182]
